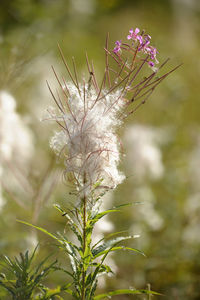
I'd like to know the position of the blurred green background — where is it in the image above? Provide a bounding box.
[0,0,200,299]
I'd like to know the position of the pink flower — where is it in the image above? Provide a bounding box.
[137,35,143,45]
[113,40,122,53]
[138,34,151,51]
[145,46,157,60]
[113,27,159,68]
[127,28,140,41]
[148,61,155,67]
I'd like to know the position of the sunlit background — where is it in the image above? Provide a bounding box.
[0,0,200,299]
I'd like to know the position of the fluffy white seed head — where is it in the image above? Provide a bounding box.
[0,91,34,210]
[124,125,166,181]
[0,91,34,162]
[50,83,125,199]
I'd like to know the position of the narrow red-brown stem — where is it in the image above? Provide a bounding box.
[105,32,111,88]
[91,60,99,92]
[58,44,78,90]
[72,56,82,97]
[93,70,106,106]
[97,66,135,101]
[46,80,64,113]
[130,45,139,70]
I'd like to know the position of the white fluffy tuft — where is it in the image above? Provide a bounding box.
[50,84,125,197]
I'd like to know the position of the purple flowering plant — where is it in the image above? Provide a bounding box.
[13,27,180,300]
[114,27,159,68]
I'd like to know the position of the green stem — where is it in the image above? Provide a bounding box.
[147,283,152,300]
[81,194,86,300]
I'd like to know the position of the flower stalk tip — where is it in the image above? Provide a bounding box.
[114,27,159,71]
[48,27,179,203]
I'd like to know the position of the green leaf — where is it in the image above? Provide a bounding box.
[57,232,80,253]
[94,246,145,258]
[112,203,133,209]
[94,289,162,299]
[17,220,61,244]
[34,252,55,276]
[64,243,78,273]
[92,235,142,257]
[91,263,113,275]
[17,220,79,261]
[54,204,82,241]
[53,266,74,279]
[91,230,129,251]
[89,209,120,225]
[0,247,62,300]
[89,237,144,297]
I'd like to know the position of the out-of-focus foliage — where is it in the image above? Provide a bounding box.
[0,246,66,299]
[0,0,200,299]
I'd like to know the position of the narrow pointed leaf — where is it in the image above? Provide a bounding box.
[94,246,145,258]
[17,220,61,244]
[92,235,141,257]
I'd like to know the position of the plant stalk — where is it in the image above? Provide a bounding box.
[81,194,86,300]
[81,173,87,300]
